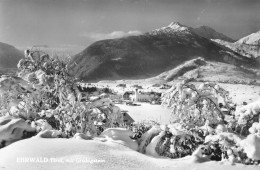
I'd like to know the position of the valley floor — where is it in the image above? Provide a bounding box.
[106,81,260,124]
[98,81,260,106]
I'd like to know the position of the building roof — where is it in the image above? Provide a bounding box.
[122,112,135,124]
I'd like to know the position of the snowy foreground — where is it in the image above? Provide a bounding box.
[0,128,259,170]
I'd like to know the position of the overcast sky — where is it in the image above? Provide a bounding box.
[0,0,260,48]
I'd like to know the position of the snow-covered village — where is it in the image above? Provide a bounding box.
[1,0,260,170]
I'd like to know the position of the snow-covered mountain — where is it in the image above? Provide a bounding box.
[149,22,191,35]
[149,22,234,42]
[212,30,260,59]
[236,31,260,45]
[70,22,257,81]
[212,39,260,59]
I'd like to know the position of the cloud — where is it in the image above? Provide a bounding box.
[81,30,142,41]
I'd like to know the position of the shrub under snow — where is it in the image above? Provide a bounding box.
[0,49,124,146]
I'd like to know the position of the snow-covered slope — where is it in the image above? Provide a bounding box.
[155,57,206,81]
[147,58,259,83]
[212,30,260,59]
[212,39,260,59]
[0,130,259,170]
[236,31,260,45]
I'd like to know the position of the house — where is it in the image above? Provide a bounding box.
[121,111,135,125]
[116,90,134,100]
[131,84,142,89]
[116,84,126,88]
[122,91,135,100]
[159,84,171,89]
[130,89,153,102]
[109,93,122,101]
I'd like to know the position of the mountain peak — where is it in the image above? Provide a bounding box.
[148,22,234,42]
[166,21,189,31]
[149,21,190,35]
[168,22,183,27]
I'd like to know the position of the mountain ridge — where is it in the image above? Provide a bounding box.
[212,29,260,60]
[70,22,258,82]
[236,31,260,45]
[0,42,23,75]
[149,22,235,42]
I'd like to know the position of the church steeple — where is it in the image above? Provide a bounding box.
[135,88,138,101]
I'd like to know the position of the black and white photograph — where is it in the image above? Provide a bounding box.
[0,0,260,169]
